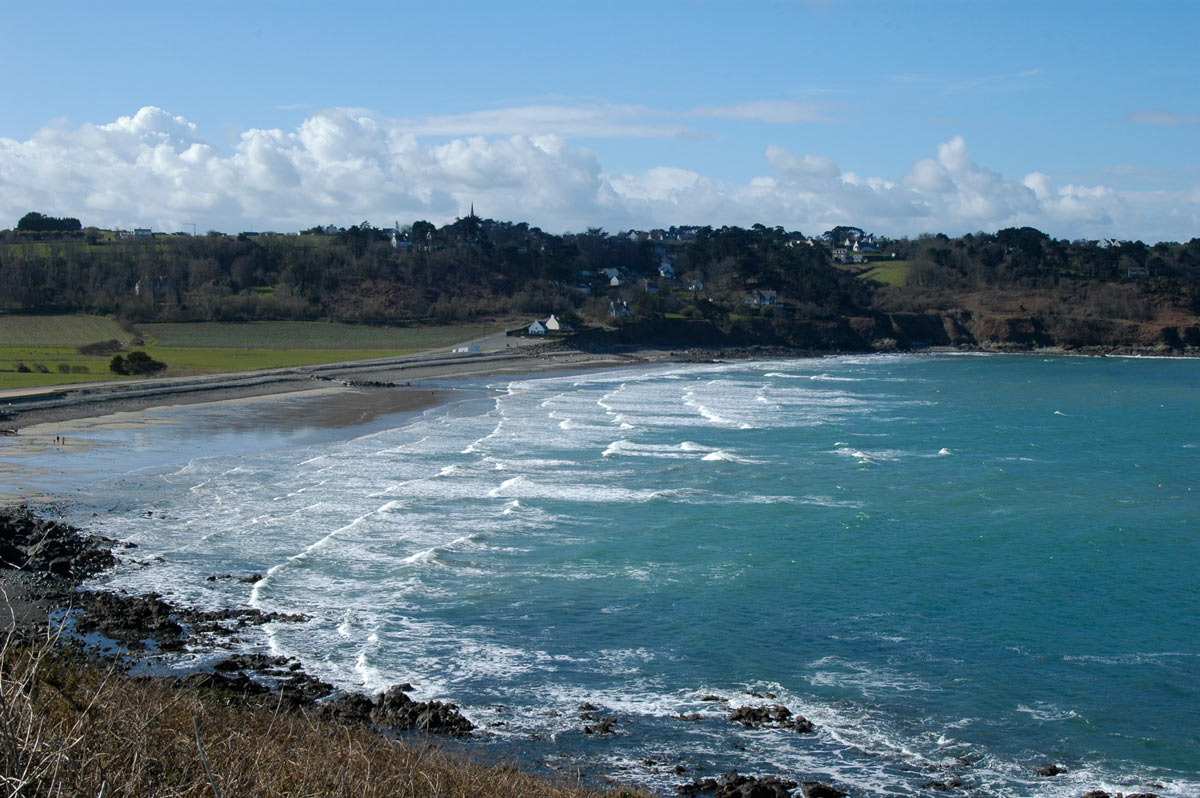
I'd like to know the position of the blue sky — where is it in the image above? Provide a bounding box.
[1,1,1197,241]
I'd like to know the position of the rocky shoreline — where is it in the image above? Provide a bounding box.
[0,505,478,739]
[0,504,1166,798]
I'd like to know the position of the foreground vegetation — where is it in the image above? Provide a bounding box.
[0,631,637,798]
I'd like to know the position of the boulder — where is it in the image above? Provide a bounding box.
[715,772,796,798]
[729,704,815,733]
[800,783,845,798]
[372,685,474,736]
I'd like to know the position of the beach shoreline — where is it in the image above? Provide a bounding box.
[0,348,1191,798]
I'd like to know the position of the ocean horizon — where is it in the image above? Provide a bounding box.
[14,352,1198,797]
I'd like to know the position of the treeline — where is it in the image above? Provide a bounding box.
[0,218,867,325]
[1,216,1197,333]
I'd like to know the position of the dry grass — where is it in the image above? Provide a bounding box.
[0,629,640,798]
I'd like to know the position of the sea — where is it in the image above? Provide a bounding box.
[20,353,1200,796]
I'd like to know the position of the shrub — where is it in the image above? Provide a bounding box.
[78,339,124,356]
[111,351,166,375]
[58,363,72,373]
[15,363,30,373]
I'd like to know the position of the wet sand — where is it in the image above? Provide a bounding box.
[0,347,653,503]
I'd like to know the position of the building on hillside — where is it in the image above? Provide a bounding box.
[545,314,572,332]
[134,228,153,238]
[609,299,633,319]
[529,314,573,335]
[745,289,778,307]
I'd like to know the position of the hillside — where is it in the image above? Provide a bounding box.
[2,219,1198,356]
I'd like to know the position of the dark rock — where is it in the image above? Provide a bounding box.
[715,772,797,798]
[583,716,616,735]
[677,712,702,721]
[800,783,845,798]
[677,778,720,794]
[0,506,118,582]
[75,591,185,650]
[729,704,815,733]
[1080,792,1111,798]
[372,684,474,736]
[1036,764,1068,777]
[700,694,726,702]
[578,701,598,711]
[921,780,964,791]
[177,670,271,697]
[315,693,376,724]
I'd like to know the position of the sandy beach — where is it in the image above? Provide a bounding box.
[0,345,655,503]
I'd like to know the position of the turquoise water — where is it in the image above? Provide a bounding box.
[41,355,1200,795]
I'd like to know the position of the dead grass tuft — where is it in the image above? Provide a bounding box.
[0,628,641,798]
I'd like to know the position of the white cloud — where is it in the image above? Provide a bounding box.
[0,107,1196,242]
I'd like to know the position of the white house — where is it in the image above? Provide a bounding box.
[658,261,675,279]
[529,315,572,335]
[545,314,572,332]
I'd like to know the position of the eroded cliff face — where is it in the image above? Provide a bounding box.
[866,309,1200,355]
[573,310,1200,356]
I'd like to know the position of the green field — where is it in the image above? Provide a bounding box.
[140,321,493,350]
[0,315,131,347]
[0,316,498,390]
[858,260,912,287]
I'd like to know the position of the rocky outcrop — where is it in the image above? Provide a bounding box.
[677,772,799,798]
[800,783,846,798]
[715,772,797,798]
[729,704,815,733]
[372,684,475,736]
[0,505,119,581]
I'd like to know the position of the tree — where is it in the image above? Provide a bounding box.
[110,351,166,375]
[16,211,82,232]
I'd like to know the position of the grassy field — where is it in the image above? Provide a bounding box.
[858,260,912,287]
[140,321,493,350]
[0,315,130,347]
[0,316,499,390]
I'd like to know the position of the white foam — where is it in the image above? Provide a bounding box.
[700,450,762,464]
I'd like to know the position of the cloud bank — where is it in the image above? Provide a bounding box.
[1,106,1196,242]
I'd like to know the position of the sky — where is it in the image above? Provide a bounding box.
[1,0,1197,242]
